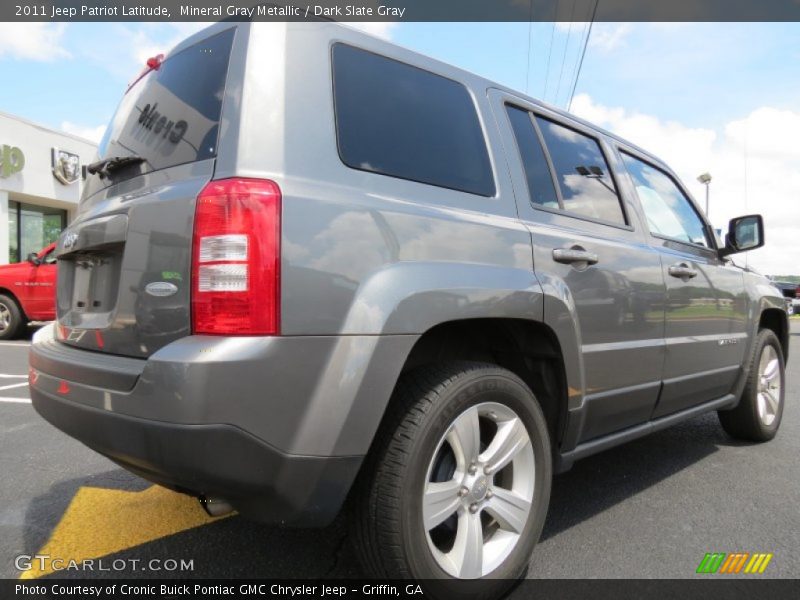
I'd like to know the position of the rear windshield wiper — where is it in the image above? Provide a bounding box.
[86,155,146,178]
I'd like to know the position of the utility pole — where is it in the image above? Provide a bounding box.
[697,172,712,218]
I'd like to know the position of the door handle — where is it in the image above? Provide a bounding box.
[553,247,599,266]
[668,262,698,279]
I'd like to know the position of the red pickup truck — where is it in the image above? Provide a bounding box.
[0,244,57,339]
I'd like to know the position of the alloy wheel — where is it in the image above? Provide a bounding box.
[423,402,535,578]
[757,345,782,426]
[0,303,10,332]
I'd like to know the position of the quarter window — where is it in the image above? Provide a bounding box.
[332,44,495,197]
[621,152,710,247]
[535,117,626,224]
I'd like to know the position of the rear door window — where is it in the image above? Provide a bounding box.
[332,43,495,197]
[88,28,236,194]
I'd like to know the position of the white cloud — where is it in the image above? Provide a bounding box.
[61,121,106,143]
[589,23,633,51]
[571,94,800,275]
[0,23,70,61]
[555,22,631,52]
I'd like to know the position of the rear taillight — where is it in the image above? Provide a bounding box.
[191,178,281,335]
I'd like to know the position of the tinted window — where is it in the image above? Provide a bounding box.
[535,117,625,224]
[505,106,559,209]
[89,28,236,194]
[332,44,495,197]
[621,152,709,247]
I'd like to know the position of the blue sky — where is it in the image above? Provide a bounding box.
[1,21,798,273]
[2,22,798,135]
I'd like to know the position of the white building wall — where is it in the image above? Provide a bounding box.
[0,111,98,264]
[0,191,7,264]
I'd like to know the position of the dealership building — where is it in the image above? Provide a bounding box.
[0,111,97,265]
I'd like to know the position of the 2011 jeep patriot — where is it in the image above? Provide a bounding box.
[30,21,788,594]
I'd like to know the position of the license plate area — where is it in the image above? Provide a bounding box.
[57,247,123,328]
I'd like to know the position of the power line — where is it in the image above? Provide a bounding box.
[554,0,577,105]
[566,14,590,107]
[568,0,600,111]
[524,0,534,94]
[542,2,558,100]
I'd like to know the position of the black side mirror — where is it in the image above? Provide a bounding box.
[720,214,764,257]
[27,252,41,266]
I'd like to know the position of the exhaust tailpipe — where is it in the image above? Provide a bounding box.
[199,496,234,517]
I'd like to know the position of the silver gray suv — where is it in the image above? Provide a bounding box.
[30,22,788,594]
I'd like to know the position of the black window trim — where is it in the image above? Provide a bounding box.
[330,41,497,199]
[504,102,634,232]
[617,145,718,253]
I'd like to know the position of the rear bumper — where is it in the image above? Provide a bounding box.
[29,324,417,526]
[31,388,360,526]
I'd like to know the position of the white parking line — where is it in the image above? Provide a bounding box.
[0,397,30,404]
[0,374,28,378]
[0,341,31,346]
[0,382,28,392]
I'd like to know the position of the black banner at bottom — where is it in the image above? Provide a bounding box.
[4,579,800,600]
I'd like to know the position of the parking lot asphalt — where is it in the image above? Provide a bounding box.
[1,322,799,580]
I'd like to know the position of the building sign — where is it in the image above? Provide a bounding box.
[52,148,81,185]
[0,144,25,178]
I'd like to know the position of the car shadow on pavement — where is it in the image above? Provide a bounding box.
[21,466,358,579]
[22,413,735,579]
[542,412,731,542]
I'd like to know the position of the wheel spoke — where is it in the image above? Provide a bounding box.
[763,388,779,415]
[757,392,768,421]
[447,407,481,470]
[449,509,484,578]
[485,487,531,534]
[423,479,462,531]
[480,418,529,474]
[763,358,780,383]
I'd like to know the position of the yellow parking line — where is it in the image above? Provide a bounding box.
[20,485,228,579]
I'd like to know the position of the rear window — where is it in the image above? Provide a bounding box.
[89,28,235,193]
[332,43,495,197]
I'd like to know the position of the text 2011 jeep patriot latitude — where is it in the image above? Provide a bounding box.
[30,22,788,594]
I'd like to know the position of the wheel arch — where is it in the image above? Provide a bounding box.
[378,318,570,452]
[759,307,789,360]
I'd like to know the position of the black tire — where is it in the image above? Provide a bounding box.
[351,362,552,599]
[0,294,26,340]
[718,329,785,441]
